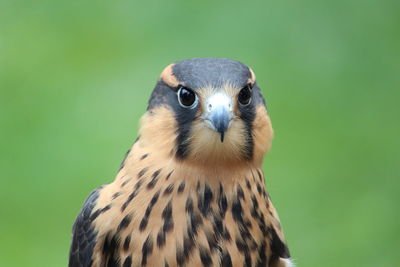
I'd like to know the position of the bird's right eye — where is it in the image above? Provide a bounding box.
[177,86,198,108]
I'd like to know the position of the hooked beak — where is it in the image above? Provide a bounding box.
[203,92,233,142]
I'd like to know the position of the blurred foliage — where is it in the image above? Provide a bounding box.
[1,0,399,266]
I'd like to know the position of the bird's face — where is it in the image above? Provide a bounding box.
[142,58,273,167]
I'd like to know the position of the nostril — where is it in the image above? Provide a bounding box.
[208,103,212,111]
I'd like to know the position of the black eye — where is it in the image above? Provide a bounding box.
[238,85,252,106]
[177,86,198,108]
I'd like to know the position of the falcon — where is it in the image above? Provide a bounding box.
[69,58,293,267]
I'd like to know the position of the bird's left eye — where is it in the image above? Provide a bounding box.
[238,84,252,106]
[177,86,198,108]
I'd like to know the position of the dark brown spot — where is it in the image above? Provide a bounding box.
[122,190,138,212]
[90,204,112,221]
[157,229,166,248]
[218,184,228,218]
[140,153,149,160]
[237,185,245,200]
[235,238,248,252]
[183,234,195,261]
[187,209,203,238]
[257,213,269,237]
[166,170,174,180]
[147,169,162,189]
[235,238,252,266]
[121,178,132,187]
[123,255,132,267]
[135,179,143,190]
[119,149,131,171]
[244,251,252,267]
[139,190,160,231]
[251,171,257,182]
[262,190,268,200]
[223,228,231,241]
[221,250,232,267]
[102,233,120,266]
[198,184,213,216]
[245,178,251,190]
[256,240,267,267]
[176,244,185,266]
[270,226,290,258]
[231,199,243,223]
[251,195,260,219]
[199,246,212,267]
[118,214,132,231]
[141,234,153,266]
[212,217,224,239]
[185,196,193,213]
[245,218,253,229]
[163,183,174,196]
[112,192,122,199]
[257,169,263,182]
[123,235,131,251]
[138,167,149,179]
[205,230,219,252]
[256,183,262,195]
[162,200,174,233]
[177,182,185,193]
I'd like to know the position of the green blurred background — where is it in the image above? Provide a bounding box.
[1,0,399,266]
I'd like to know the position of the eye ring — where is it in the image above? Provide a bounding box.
[238,84,252,106]
[177,86,198,109]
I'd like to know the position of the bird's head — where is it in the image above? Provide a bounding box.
[139,58,273,167]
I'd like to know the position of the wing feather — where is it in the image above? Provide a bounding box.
[69,188,102,267]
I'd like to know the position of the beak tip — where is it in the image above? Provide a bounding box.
[208,106,231,143]
[220,132,225,142]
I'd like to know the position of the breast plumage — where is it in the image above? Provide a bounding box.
[69,58,293,267]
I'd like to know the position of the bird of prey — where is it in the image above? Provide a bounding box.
[69,58,293,267]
